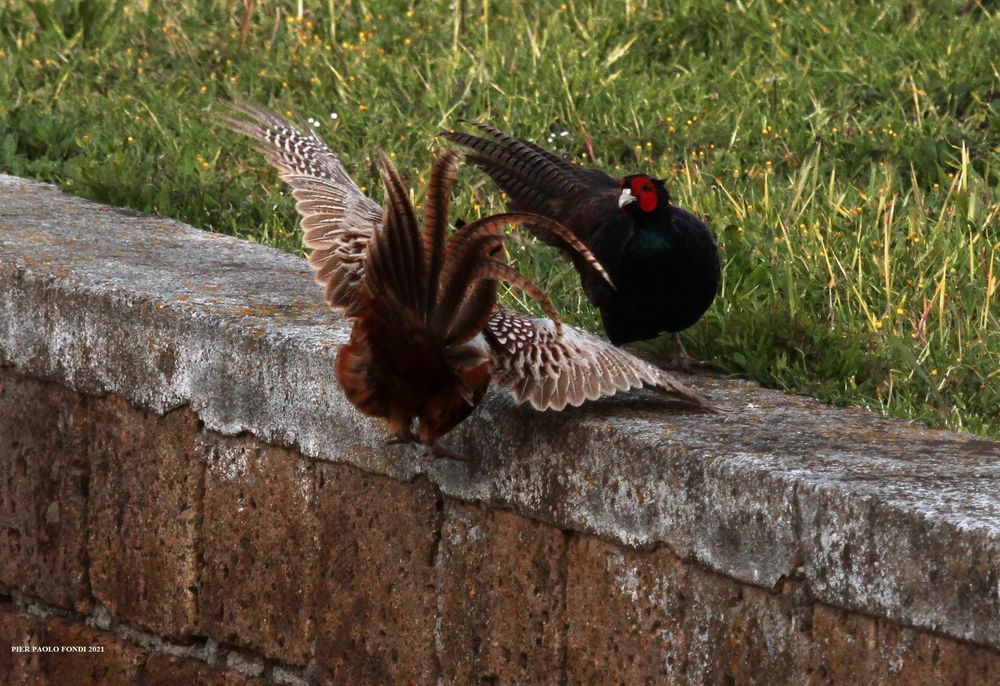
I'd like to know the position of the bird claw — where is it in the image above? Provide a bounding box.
[663,333,713,372]
[665,350,718,373]
[386,429,418,446]
[665,347,697,372]
[428,442,473,463]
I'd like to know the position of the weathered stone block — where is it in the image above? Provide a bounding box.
[140,653,266,685]
[680,575,812,684]
[799,481,1000,650]
[568,533,1000,684]
[0,609,145,686]
[199,434,317,665]
[436,501,566,685]
[313,466,439,685]
[566,535,687,684]
[566,534,816,684]
[810,605,1000,685]
[0,605,35,684]
[87,396,201,637]
[0,370,91,612]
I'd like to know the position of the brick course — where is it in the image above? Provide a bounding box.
[0,608,145,686]
[313,466,439,684]
[199,434,318,665]
[436,503,567,685]
[2,368,999,684]
[566,534,1000,685]
[87,396,201,639]
[0,374,91,612]
[140,653,266,686]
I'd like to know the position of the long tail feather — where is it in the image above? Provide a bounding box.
[442,280,500,346]
[433,212,613,338]
[473,123,582,183]
[470,259,563,332]
[422,150,463,316]
[441,127,578,199]
[375,154,425,314]
[433,229,506,334]
[442,211,613,292]
[508,214,614,291]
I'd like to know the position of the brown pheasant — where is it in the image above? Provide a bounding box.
[223,104,715,458]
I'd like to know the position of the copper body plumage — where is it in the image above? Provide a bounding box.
[224,104,714,458]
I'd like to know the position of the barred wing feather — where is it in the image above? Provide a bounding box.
[485,311,715,412]
[222,103,382,312]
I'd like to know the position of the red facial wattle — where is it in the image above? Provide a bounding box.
[629,177,658,212]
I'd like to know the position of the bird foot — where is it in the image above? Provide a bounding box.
[665,347,699,372]
[663,334,714,372]
[664,350,719,372]
[427,441,474,463]
[386,428,418,446]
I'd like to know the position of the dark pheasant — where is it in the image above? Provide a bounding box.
[442,124,722,370]
[223,104,715,458]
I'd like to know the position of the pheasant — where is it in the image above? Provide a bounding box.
[442,124,722,371]
[223,104,715,458]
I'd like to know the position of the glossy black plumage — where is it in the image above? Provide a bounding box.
[443,125,722,367]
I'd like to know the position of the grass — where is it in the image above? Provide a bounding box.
[1,0,998,437]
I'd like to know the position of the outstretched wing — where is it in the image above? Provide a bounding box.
[442,124,619,200]
[485,311,715,412]
[442,123,626,308]
[441,124,619,240]
[222,102,382,312]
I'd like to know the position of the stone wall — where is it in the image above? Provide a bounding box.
[2,174,999,684]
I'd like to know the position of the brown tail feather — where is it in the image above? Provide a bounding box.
[374,154,425,314]
[433,229,506,335]
[470,260,563,334]
[422,150,462,316]
[432,211,612,339]
[442,279,500,346]
[508,214,614,291]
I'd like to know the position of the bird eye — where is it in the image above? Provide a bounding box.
[643,183,653,192]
